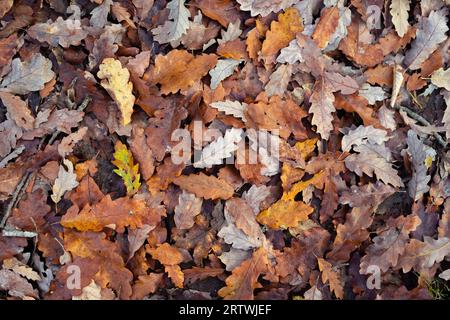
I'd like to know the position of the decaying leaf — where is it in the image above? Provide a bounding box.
[0,53,55,95]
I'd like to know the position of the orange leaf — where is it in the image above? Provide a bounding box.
[150,50,217,94]
[172,172,234,200]
[312,6,340,48]
[218,247,269,299]
[261,8,303,65]
[61,195,165,232]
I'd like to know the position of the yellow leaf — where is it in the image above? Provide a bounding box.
[256,200,313,229]
[112,141,141,195]
[282,171,326,202]
[97,58,135,125]
[257,172,325,229]
[294,138,318,162]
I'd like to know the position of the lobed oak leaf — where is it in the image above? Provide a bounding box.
[340,182,395,209]
[28,16,88,48]
[245,94,308,140]
[261,8,303,65]
[398,236,450,273]
[209,58,242,89]
[61,194,164,233]
[210,100,248,121]
[218,247,269,299]
[151,50,217,94]
[345,144,403,188]
[58,127,88,158]
[51,159,79,204]
[318,258,344,299]
[111,2,136,28]
[174,191,203,230]
[309,77,335,140]
[194,128,244,168]
[173,172,234,200]
[0,269,38,299]
[152,0,190,44]
[0,53,55,95]
[130,273,164,299]
[404,9,448,70]
[312,6,340,49]
[341,125,388,152]
[112,140,141,196]
[390,0,410,38]
[0,92,35,130]
[2,258,41,281]
[237,0,299,17]
[147,243,184,288]
[256,200,313,229]
[265,64,292,97]
[97,58,135,125]
[327,206,374,263]
[404,130,436,201]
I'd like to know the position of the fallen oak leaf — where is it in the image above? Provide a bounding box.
[0,53,55,95]
[261,7,303,65]
[318,258,344,299]
[112,140,141,196]
[151,0,190,44]
[0,92,35,130]
[28,15,88,48]
[97,58,135,125]
[209,58,242,90]
[61,194,164,233]
[51,159,79,204]
[150,50,217,94]
[58,127,88,158]
[218,247,269,300]
[172,172,234,200]
[147,243,184,288]
[312,6,340,49]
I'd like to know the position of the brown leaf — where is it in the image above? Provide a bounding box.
[0,92,35,130]
[173,173,235,200]
[174,191,203,230]
[312,6,340,49]
[150,50,217,94]
[318,258,344,299]
[261,8,303,65]
[218,247,269,299]
[61,195,165,232]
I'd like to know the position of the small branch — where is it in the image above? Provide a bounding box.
[394,105,447,148]
[2,229,37,238]
[0,172,33,229]
[0,145,25,168]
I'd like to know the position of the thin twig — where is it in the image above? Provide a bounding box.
[394,104,447,148]
[0,145,25,168]
[0,172,32,228]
